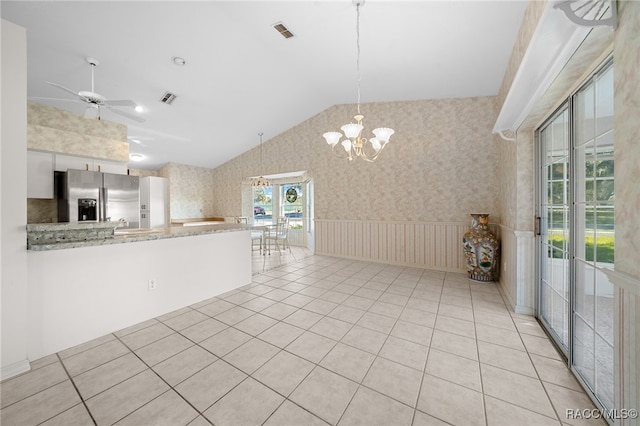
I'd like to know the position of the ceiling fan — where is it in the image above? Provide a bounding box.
[31,57,145,123]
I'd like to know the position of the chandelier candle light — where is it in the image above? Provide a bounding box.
[252,132,270,187]
[323,0,394,162]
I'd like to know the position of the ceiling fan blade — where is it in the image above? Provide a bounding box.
[104,99,137,107]
[107,107,146,123]
[29,96,81,103]
[46,81,79,98]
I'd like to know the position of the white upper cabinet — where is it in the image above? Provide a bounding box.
[27,150,54,199]
[54,154,127,175]
[54,154,92,172]
[93,159,128,175]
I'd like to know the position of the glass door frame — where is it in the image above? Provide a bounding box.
[570,58,615,415]
[535,100,572,359]
[535,57,615,423]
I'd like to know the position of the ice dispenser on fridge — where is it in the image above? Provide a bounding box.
[77,198,97,221]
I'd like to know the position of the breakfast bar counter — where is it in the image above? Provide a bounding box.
[26,221,253,361]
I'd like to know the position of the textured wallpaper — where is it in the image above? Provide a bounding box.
[128,168,158,178]
[212,96,501,224]
[497,134,518,231]
[158,162,216,220]
[27,103,129,161]
[496,0,547,109]
[614,0,640,278]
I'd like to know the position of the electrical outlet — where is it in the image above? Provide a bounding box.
[148,279,157,290]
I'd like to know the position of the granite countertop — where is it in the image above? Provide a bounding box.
[27,221,257,251]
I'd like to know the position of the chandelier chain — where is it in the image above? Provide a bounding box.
[355,2,361,115]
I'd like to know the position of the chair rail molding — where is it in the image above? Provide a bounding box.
[603,268,640,296]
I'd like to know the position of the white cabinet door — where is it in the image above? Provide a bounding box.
[94,160,127,175]
[27,150,54,198]
[54,154,127,175]
[54,154,92,172]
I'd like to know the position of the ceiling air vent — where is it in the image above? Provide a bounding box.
[160,91,177,105]
[273,22,294,39]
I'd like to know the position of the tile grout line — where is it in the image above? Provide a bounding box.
[410,273,445,426]
[470,277,491,426]
[507,308,567,424]
[55,352,98,426]
[481,279,568,424]
[259,266,415,425]
[110,332,216,425]
[333,279,408,425]
[221,263,478,423]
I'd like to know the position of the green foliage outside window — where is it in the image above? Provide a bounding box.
[548,234,614,263]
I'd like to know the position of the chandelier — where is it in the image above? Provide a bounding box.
[251,132,270,187]
[323,0,394,162]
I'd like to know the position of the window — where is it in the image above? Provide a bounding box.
[281,184,303,230]
[253,186,272,225]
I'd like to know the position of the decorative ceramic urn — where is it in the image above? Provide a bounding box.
[462,214,499,282]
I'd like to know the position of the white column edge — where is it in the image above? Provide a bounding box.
[602,268,640,296]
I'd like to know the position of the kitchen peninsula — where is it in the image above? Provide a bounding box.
[26,221,253,361]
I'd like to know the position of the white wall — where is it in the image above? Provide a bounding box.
[1,19,30,379]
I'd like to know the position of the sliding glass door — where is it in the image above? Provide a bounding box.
[538,106,571,354]
[572,61,615,411]
[536,60,614,415]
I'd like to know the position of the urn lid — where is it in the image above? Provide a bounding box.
[470,213,490,226]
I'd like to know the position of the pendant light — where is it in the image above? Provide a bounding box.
[252,132,270,187]
[322,0,395,162]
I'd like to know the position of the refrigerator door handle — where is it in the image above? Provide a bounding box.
[100,187,108,222]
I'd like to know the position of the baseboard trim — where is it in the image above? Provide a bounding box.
[1,359,31,381]
[514,305,535,315]
[314,251,466,274]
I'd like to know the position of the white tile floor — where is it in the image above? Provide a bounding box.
[1,254,605,426]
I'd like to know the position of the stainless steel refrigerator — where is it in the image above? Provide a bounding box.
[56,170,140,228]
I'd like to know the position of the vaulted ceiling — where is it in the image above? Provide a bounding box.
[2,1,527,170]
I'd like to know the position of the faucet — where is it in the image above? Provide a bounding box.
[113,218,128,230]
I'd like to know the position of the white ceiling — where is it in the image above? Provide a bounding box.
[2,1,527,170]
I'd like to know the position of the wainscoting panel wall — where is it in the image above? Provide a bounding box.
[498,224,535,315]
[315,220,470,272]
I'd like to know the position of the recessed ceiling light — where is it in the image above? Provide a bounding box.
[172,56,186,66]
[134,105,144,113]
[129,153,144,162]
